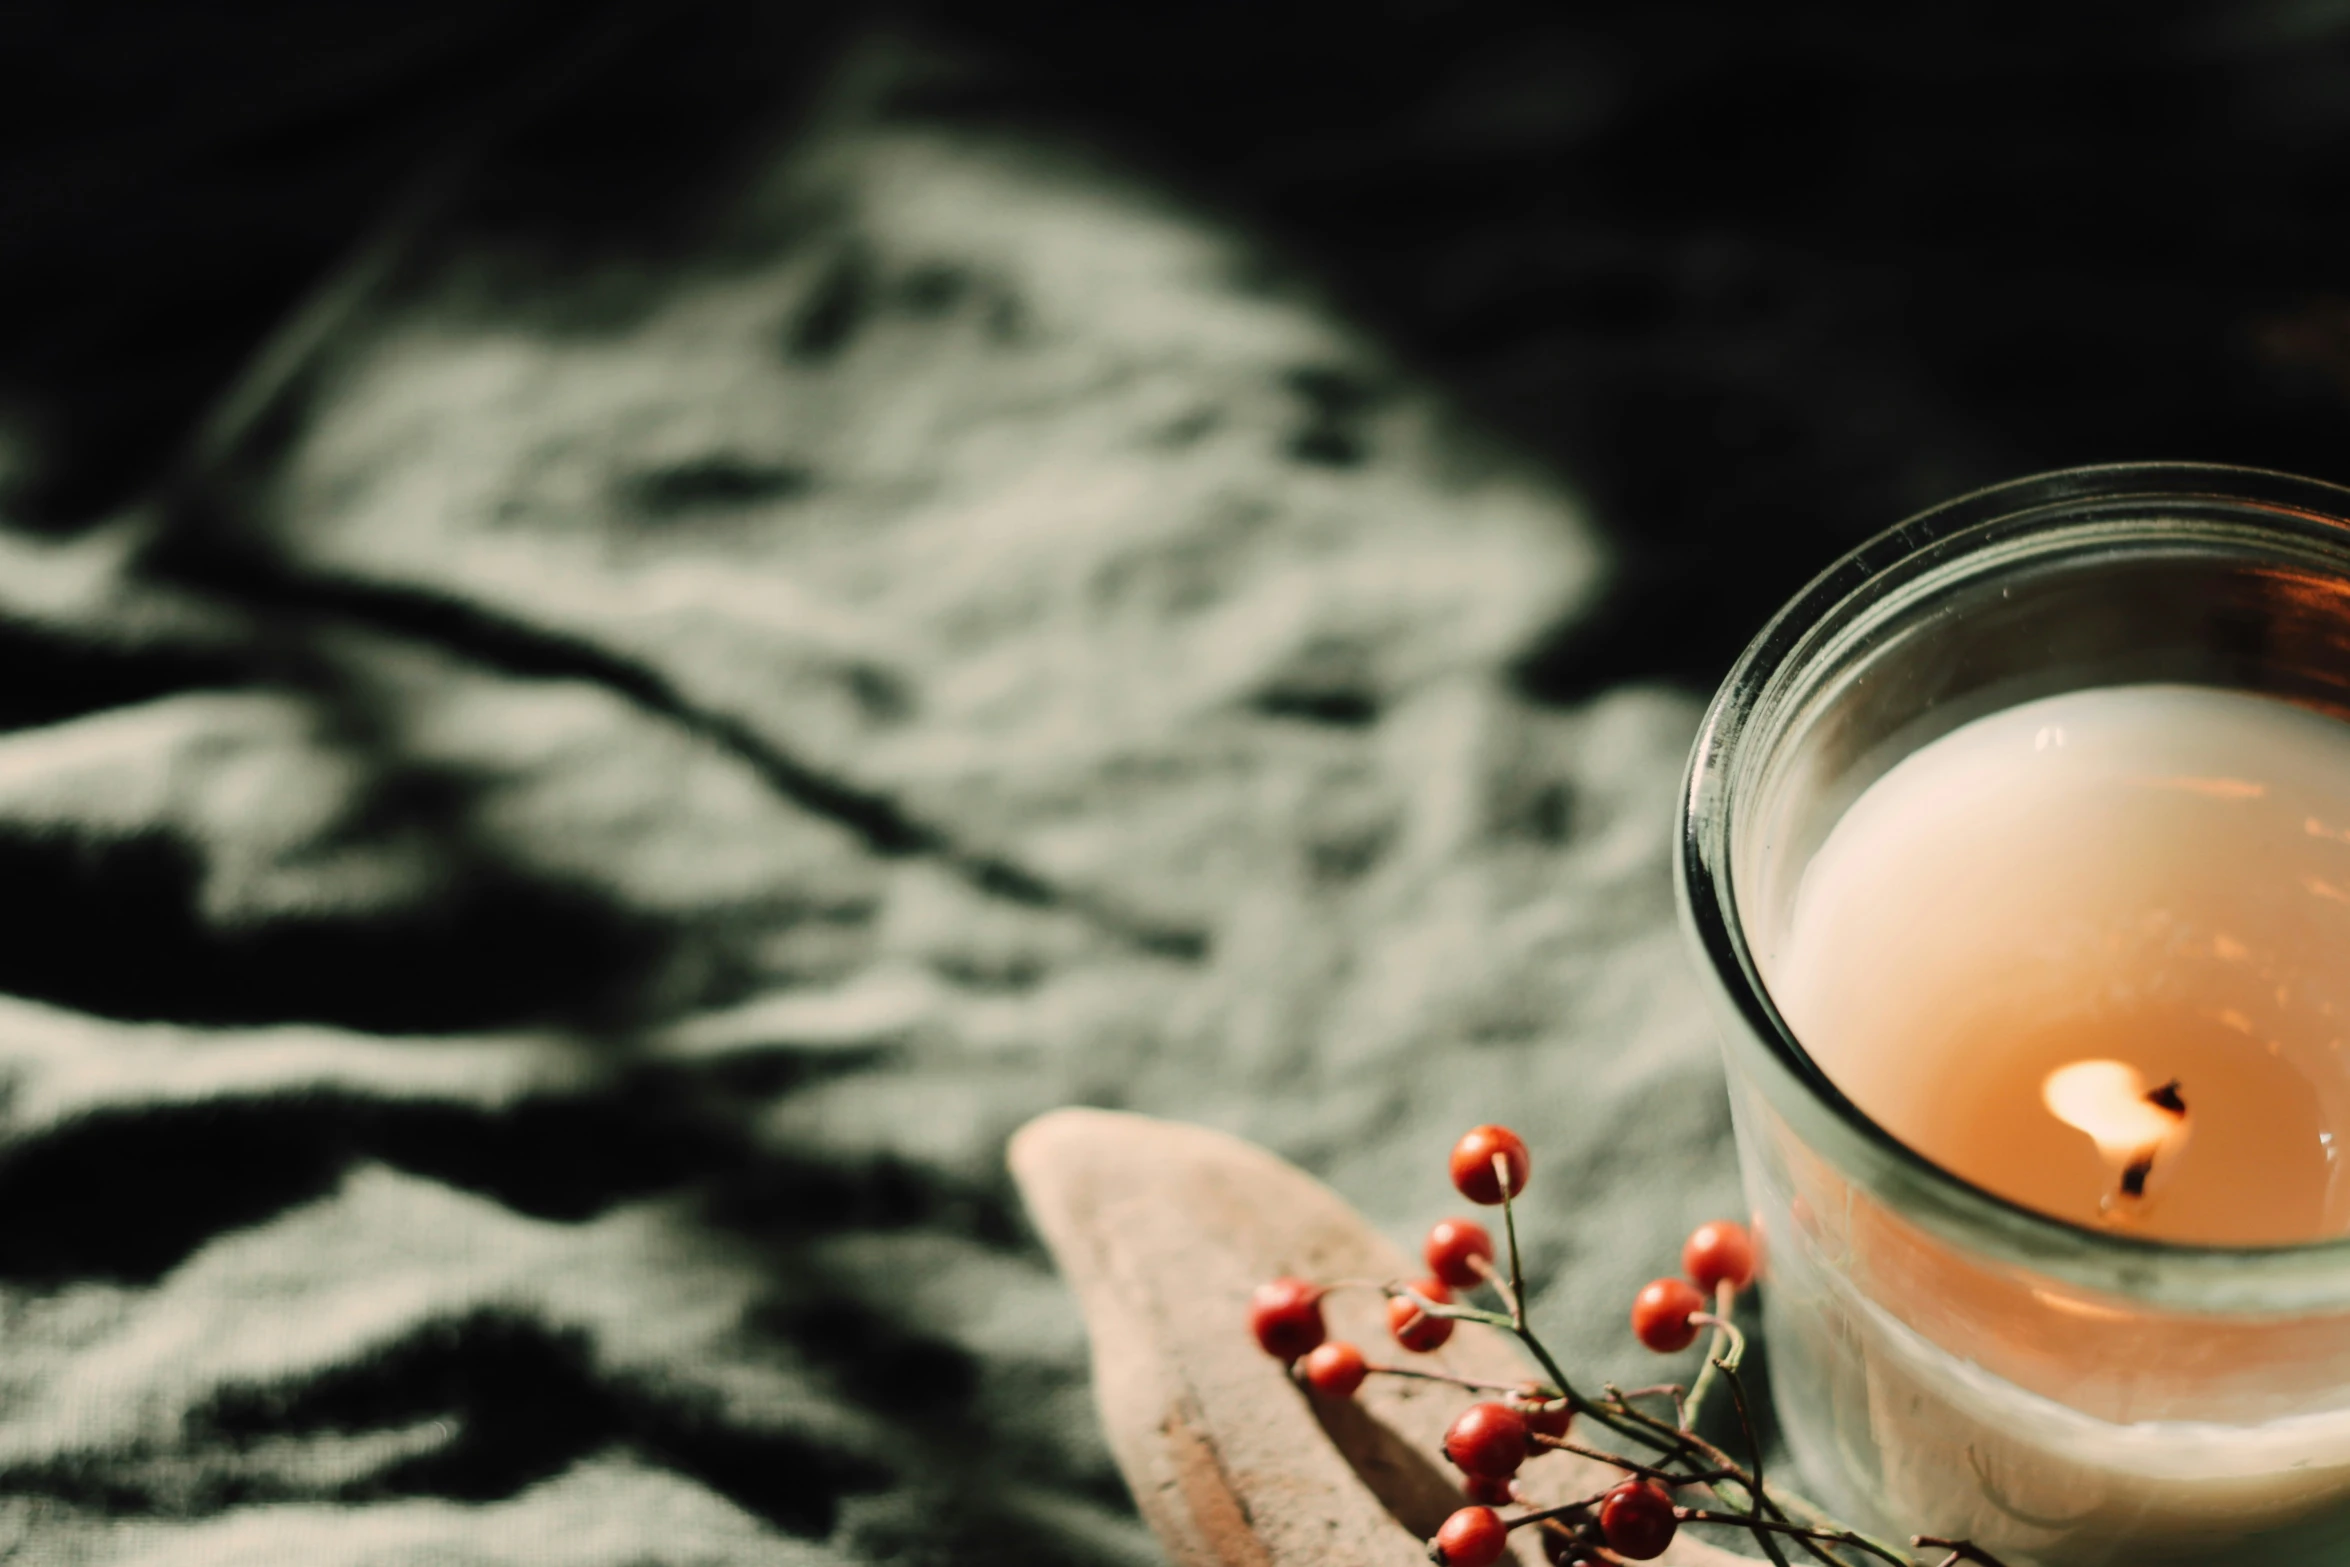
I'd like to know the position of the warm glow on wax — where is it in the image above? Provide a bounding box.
[1773,684,2350,1243]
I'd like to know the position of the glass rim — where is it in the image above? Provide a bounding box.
[1678,460,2350,1304]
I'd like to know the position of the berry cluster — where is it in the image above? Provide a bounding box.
[1630,1220,1756,1355]
[1247,1125,2009,1567]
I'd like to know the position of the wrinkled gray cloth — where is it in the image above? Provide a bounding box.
[0,26,1740,1567]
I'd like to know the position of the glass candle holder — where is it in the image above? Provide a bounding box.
[1677,463,2350,1567]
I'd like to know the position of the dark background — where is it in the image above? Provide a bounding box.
[3,7,2350,1560]
[13,0,2350,689]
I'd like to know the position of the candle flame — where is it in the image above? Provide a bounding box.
[2042,1061,2185,1159]
[2042,1060,2191,1219]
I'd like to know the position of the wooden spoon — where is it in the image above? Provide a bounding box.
[1011,1108,1746,1567]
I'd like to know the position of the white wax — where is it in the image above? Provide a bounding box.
[1746,683,2350,1564]
[1769,683,2350,1242]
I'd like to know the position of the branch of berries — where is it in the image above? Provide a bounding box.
[1246,1124,2014,1567]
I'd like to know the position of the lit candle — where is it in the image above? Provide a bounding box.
[1754,683,2350,1561]
[1680,465,2350,1567]
[1773,683,2350,1246]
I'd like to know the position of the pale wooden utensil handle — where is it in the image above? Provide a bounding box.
[1012,1108,1746,1567]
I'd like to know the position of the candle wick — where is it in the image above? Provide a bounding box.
[2103,1078,2189,1220]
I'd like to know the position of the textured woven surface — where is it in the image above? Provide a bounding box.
[2,6,2348,1563]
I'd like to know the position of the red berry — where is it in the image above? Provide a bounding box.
[1598,1480,1677,1560]
[1510,1386,1572,1441]
[1443,1401,1530,1479]
[1249,1278,1326,1361]
[1388,1278,1456,1352]
[1425,1218,1497,1289]
[1630,1277,1705,1354]
[1449,1126,1531,1205]
[1433,1506,1509,1567]
[1462,1473,1515,1506]
[1683,1219,1757,1295]
[1301,1340,1368,1398]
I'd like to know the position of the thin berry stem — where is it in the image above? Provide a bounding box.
[1586,1395,1775,1551]
[1494,1153,1527,1333]
[1608,1382,1687,1403]
[1719,1358,1797,1567]
[1499,1489,1614,1533]
[1606,1379,1688,1429]
[1456,1187,1678,1457]
[1673,1511,1918,1565]
[1597,1389,1819,1547]
[1365,1364,1540,1395]
[1554,1341,1994,1567]
[1397,1287,1514,1331]
[1511,1331,1657,1449]
[1479,1261,1521,1321]
[1758,1479,1917,1566]
[1681,1286,1743,1432]
[1403,1271,1671,1452]
[1535,1435,1739,1488]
